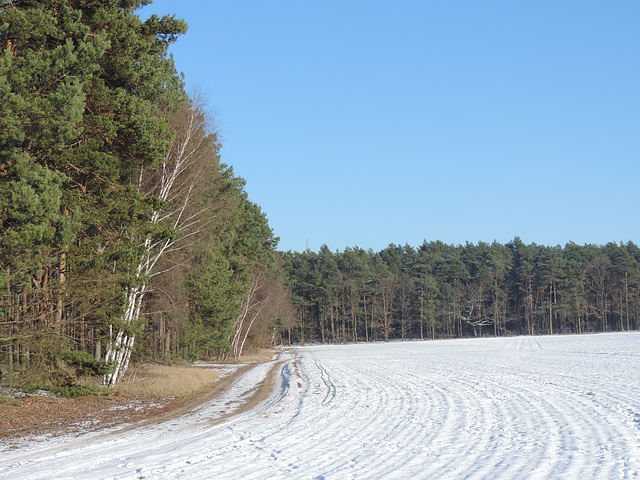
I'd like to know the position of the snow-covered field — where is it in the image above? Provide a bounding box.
[1,332,639,479]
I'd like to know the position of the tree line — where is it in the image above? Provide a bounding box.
[280,239,640,344]
[0,0,293,392]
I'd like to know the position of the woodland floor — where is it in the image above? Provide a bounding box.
[0,391,180,441]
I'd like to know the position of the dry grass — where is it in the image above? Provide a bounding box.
[114,363,221,398]
[0,397,21,408]
[235,348,278,363]
[72,349,278,398]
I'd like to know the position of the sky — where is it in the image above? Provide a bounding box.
[139,1,639,253]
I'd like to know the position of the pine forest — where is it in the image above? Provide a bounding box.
[281,240,640,344]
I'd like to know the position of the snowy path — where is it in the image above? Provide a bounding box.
[1,333,640,479]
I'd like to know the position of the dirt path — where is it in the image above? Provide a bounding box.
[0,354,288,443]
[114,357,288,434]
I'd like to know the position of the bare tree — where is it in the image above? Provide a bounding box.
[461,281,491,337]
[104,96,218,386]
[230,268,269,360]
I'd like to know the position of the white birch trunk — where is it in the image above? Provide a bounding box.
[103,99,212,386]
[230,271,266,360]
[237,300,266,359]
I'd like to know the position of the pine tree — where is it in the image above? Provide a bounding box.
[1,0,188,386]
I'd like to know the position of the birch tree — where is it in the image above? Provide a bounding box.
[227,201,278,359]
[104,98,218,386]
[230,269,267,359]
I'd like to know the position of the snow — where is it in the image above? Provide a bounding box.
[1,332,640,479]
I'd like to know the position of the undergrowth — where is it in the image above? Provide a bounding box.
[115,363,220,397]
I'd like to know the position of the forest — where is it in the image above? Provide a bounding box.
[280,240,640,344]
[0,1,637,396]
[0,0,294,393]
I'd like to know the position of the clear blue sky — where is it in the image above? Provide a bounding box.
[140,1,639,253]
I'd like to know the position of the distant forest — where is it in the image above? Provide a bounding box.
[280,239,640,344]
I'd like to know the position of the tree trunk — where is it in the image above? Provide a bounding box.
[54,252,66,334]
[104,284,145,386]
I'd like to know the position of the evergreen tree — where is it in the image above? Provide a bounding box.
[1,0,188,386]
[282,239,640,343]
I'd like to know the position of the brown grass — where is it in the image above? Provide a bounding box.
[113,363,221,398]
[234,348,278,363]
[108,348,278,397]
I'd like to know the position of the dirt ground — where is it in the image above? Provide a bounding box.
[0,391,182,441]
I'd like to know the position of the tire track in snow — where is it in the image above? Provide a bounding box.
[416,339,637,480]
[275,336,637,479]
[314,356,337,406]
[277,336,640,480]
